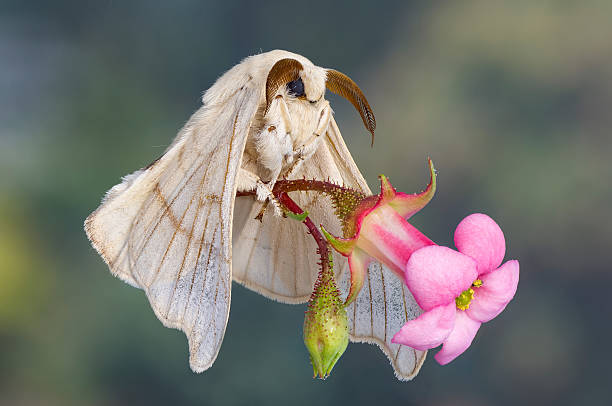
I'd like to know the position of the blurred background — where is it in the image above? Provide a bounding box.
[1,1,611,405]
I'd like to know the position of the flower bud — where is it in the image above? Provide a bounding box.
[303,268,349,379]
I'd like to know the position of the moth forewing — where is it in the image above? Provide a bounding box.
[86,82,260,373]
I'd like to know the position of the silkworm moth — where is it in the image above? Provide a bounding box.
[85,50,425,380]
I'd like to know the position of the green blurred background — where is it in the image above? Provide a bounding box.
[1,1,611,405]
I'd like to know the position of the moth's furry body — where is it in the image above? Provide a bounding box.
[237,52,331,205]
[84,50,426,381]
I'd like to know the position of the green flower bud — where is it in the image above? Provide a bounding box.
[303,259,349,379]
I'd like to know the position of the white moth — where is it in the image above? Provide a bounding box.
[85,50,425,380]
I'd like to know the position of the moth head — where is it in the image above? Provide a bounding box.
[265,59,324,110]
[265,57,376,144]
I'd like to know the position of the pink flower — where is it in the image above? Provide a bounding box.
[391,213,520,365]
[322,160,437,304]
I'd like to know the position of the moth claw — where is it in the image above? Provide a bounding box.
[255,181,273,202]
[255,181,282,217]
[270,197,283,217]
[255,201,268,222]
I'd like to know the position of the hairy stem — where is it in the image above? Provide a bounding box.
[237,185,349,378]
[273,179,364,199]
[236,183,341,278]
[277,192,332,277]
[236,179,366,238]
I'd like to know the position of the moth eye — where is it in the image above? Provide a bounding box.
[287,78,305,98]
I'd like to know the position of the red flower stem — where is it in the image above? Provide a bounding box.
[235,179,363,200]
[273,179,364,198]
[235,186,335,277]
[277,192,332,276]
[235,177,362,279]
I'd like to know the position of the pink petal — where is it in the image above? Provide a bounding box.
[454,213,506,276]
[391,302,457,351]
[467,260,520,323]
[405,246,478,311]
[434,311,481,365]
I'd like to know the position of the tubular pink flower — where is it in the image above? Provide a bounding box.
[322,160,437,305]
[392,213,519,365]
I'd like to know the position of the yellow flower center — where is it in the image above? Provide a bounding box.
[455,279,483,310]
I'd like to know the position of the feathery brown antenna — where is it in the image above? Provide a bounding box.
[326,69,376,146]
[265,58,303,115]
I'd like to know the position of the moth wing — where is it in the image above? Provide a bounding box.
[338,261,427,380]
[85,85,259,372]
[232,115,426,379]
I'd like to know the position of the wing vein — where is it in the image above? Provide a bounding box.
[218,110,241,264]
[411,349,419,375]
[146,178,200,289]
[182,200,213,321]
[380,266,388,343]
[131,147,183,231]
[133,150,200,257]
[165,165,212,317]
[270,220,283,291]
[367,268,374,336]
[190,225,219,335]
[242,209,264,282]
[401,285,409,321]
[352,291,357,333]
[133,155,205,265]
[394,345,402,363]
[195,250,223,356]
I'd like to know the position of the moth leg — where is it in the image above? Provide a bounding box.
[256,182,282,217]
[266,164,283,193]
[255,95,294,185]
[254,200,269,222]
[236,168,283,217]
[270,95,295,168]
[235,167,270,201]
[286,101,332,177]
[236,167,259,193]
[275,94,294,136]
[313,100,332,139]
